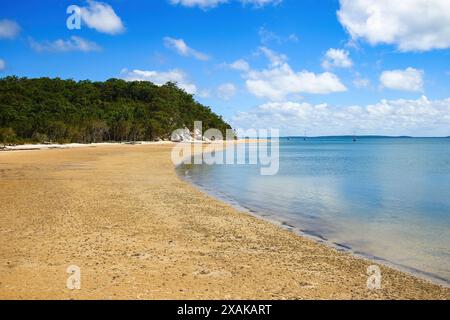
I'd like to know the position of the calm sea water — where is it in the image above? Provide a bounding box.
[177,137,450,285]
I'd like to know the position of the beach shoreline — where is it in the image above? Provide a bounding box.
[0,144,449,299]
[178,171,450,289]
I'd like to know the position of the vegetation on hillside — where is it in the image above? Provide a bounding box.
[0,76,232,146]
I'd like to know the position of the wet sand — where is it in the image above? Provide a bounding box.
[0,144,449,299]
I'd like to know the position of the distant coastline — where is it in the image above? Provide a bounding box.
[282,135,450,139]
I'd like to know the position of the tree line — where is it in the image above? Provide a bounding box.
[0,76,232,146]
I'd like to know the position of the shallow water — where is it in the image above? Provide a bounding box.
[177,137,450,285]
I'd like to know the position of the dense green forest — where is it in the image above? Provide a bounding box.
[0,76,232,145]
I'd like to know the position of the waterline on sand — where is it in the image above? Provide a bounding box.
[177,137,450,288]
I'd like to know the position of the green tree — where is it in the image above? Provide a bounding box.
[0,77,232,144]
[0,127,16,147]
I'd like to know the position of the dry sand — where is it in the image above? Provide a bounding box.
[0,144,449,300]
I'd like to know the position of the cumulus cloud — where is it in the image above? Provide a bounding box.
[337,0,450,52]
[225,48,347,100]
[228,49,347,100]
[232,96,450,136]
[239,47,346,100]
[0,59,5,71]
[121,69,197,94]
[228,59,250,72]
[217,83,237,100]
[29,36,101,53]
[163,37,210,61]
[0,19,20,39]
[380,67,424,92]
[169,0,281,9]
[322,48,353,69]
[80,0,125,35]
[246,65,347,100]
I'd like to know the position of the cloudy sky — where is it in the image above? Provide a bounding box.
[1,0,450,136]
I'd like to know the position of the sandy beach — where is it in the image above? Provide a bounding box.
[0,144,449,300]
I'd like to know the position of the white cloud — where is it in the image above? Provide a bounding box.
[163,37,209,61]
[29,36,101,53]
[229,59,250,72]
[241,0,282,7]
[227,48,347,100]
[232,96,450,136]
[0,59,5,71]
[246,64,347,100]
[197,89,212,98]
[259,27,280,44]
[169,0,281,9]
[80,0,125,35]
[380,67,424,92]
[258,26,298,45]
[258,46,288,67]
[217,83,237,100]
[322,48,353,69]
[246,51,347,101]
[121,69,197,94]
[0,19,20,39]
[337,0,450,52]
[353,76,370,88]
[226,48,346,100]
[169,0,227,9]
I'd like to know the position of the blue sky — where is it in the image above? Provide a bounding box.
[1,0,450,136]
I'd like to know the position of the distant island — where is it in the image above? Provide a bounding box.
[0,77,231,145]
[283,135,450,139]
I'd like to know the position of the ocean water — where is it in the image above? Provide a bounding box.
[177,137,450,285]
